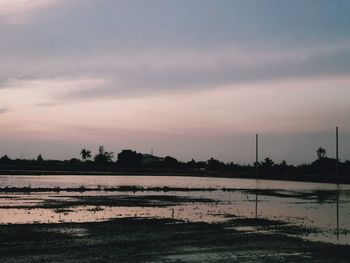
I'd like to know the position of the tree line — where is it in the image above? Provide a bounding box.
[0,146,349,178]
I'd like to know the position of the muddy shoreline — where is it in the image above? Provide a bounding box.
[1,217,349,262]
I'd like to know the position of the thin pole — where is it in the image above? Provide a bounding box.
[336,127,339,177]
[256,134,259,175]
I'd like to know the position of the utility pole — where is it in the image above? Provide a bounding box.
[255,134,259,218]
[335,127,340,241]
[336,126,339,177]
[255,134,259,175]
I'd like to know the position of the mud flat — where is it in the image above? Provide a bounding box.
[0,217,349,263]
[1,176,349,261]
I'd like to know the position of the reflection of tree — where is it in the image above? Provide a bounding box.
[314,190,337,204]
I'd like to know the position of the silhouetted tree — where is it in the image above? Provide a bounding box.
[186,159,197,169]
[94,146,114,165]
[0,155,11,164]
[68,158,81,165]
[340,161,350,176]
[207,158,226,170]
[162,156,179,169]
[80,148,92,161]
[274,160,291,174]
[228,162,240,172]
[311,157,335,176]
[37,154,44,163]
[1,144,350,179]
[317,147,327,159]
[279,160,287,168]
[261,157,275,173]
[262,157,274,167]
[117,150,143,168]
[196,161,208,169]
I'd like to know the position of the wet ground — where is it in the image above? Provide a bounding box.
[0,176,350,262]
[1,187,349,243]
[1,217,350,263]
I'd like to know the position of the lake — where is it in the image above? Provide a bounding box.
[0,175,349,245]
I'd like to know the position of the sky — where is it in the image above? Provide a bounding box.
[1,0,350,164]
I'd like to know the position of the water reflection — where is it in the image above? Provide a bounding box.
[336,185,339,241]
[255,191,258,219]
[2,175,350,191]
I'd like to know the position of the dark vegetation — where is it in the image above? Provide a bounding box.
[0,194,216,209]
[0,186,218,193]
[1,146,350,182]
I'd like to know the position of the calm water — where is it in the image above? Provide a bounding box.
[0,175,349,245]
[1,175,350,190]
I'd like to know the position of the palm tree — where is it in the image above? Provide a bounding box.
[261,157,275,169]
[80,148,92,161]
[316,147,327,160]
[37,154,44,163]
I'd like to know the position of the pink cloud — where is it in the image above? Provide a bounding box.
[0,0,62,24]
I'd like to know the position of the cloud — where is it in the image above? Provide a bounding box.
[0,77,107,109]
[51,42,350,101]
[0,0,62,24]
[0,0,349,103]
[1,40,350,105]
[0,107,9,114]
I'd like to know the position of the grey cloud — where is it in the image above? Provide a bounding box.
[36,102,60,107]
[57,47,350,101]
[1,42,350,105]
[0,107,9,114]
[0,0,349,103]
[0,76,11,88]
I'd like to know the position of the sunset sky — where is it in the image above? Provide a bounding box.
[1,0,350,164]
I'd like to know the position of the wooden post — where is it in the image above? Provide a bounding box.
[255,134,259,175]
